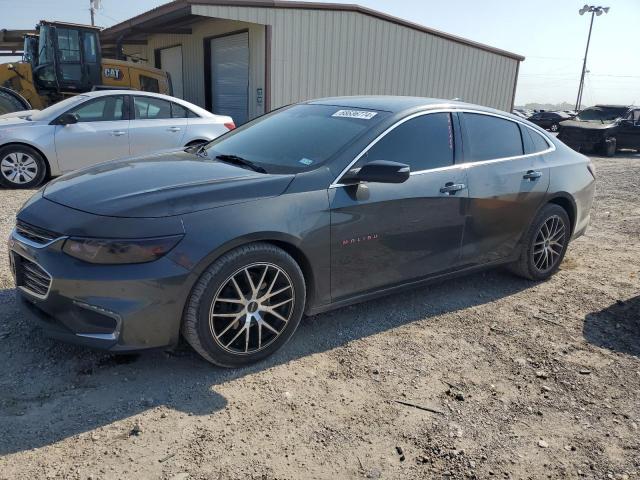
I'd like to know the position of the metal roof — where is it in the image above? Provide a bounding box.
[100,0,524,61]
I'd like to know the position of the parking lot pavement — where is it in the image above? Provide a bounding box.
[0,154,638,479]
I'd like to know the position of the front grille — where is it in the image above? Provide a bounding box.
[14,254,52,297]
[15,220,60,245]
[559,128,603,143]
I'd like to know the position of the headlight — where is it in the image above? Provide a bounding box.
[62,235,183,264]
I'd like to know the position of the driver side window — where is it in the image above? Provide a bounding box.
[359,113,454,172]
[67,96,125,123]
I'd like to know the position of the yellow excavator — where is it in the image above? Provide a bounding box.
[0,21,171,115]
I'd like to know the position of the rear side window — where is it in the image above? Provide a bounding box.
[134,96,171,120]
[462,113,523,162]
[363,113,454,171]
[67,96,125,122]
[529,129,551,153]
[171,102,189,118]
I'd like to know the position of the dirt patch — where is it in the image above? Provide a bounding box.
[0,155,638,480]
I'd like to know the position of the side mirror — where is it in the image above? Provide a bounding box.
[57,113,79,126]
[342,160,410,184]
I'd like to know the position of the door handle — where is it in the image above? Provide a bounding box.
[110,130,126,137]
[439,182,466,195]
[167,127,182,132]
[523,170,542,181]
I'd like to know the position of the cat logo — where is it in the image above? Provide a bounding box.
[103,67,123,80]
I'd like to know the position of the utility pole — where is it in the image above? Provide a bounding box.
[89,0,101,26]
[575,5,609,111]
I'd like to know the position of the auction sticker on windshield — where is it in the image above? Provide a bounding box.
[332,110,378,120]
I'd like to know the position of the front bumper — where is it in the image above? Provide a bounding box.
[10,229,193,352]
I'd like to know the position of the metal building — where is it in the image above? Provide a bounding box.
[101,0,523,124]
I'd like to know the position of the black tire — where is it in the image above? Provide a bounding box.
[508,204,571,281]
[182,242,306,367]
[550,123,559,132]
[0,144,47,189]
[603,137,616,157]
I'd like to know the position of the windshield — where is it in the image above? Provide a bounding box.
[203,104,389,174]
[575,107,628,122]
[30,95,89,121]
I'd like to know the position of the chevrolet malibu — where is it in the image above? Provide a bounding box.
[10,97,596,367]
[0,90,234,188]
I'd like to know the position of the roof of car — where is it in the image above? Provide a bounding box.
[308,95,511,117]
[80,90,215,117]
[593,104,634,109]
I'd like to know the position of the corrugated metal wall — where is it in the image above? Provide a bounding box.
[191,4,519,112]
[123,18,265,119]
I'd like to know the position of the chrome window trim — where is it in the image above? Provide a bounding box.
[329,108,556,188]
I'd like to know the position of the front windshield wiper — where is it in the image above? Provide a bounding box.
[215,154,267,174]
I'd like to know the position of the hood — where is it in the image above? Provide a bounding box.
[559,119,617,130]
[0,109,40,121]
[0,117,34,128]
[43,150,295,218]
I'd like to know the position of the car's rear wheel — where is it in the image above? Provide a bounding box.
[0,145,47,189]
[550,123,559,132]
[182,243,306,367]
[508,204,571,281]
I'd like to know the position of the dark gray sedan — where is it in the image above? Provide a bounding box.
[10,97,595,367]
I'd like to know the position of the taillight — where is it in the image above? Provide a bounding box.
[224,122,236,131]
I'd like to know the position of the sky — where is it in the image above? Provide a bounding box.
[2,0,639,106]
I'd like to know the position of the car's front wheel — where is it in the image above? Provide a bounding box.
[509,204,571,281]
[550,123,559,132]
[0,145,47,189]
[182,243,306,367]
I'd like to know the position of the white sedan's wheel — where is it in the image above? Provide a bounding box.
[0,146,47,188]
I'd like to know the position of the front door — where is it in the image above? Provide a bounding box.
[54,95,130,172]
[330,112,468,301]
[617,110,640,149]
[209,32,249,125]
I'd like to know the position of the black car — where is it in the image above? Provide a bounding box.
[557,105,640,156]
[10,97,596,367]
[528,111,572,132]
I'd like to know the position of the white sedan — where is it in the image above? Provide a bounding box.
[0,90,235,188]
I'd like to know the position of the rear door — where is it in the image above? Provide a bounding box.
[128,95,188,155]
[329,112,468,300]
[54,94,130,172]
[459,112,551,266]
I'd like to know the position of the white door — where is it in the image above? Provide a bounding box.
[210,32,249,125]
[160,46,184,99]
[54,95,130,172]
[129,95,187,156]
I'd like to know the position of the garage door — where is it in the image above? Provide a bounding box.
[210,32,249,125]
[159,46,183,98]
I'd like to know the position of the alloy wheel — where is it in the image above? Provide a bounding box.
[532,215,566,272]
[1,152,38,185]
[209,262,295,355]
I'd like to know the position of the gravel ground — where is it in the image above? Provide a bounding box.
[0,154,638,480]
